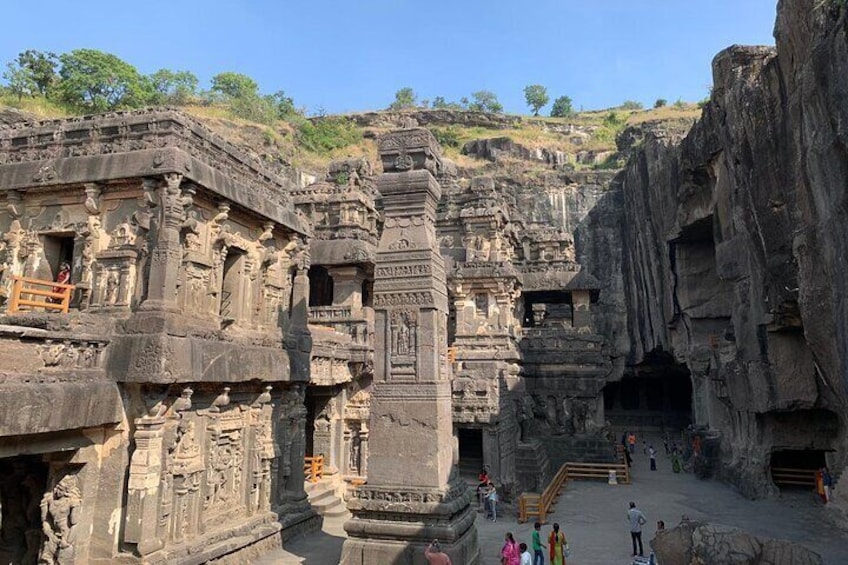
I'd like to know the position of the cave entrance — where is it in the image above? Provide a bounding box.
[522,290,573,327]
[770,450,829,490]
[0,455,49,565]
[604,353,692,434]
[457,427,484,481]
[38,233,75,283]
[308,265,333,307]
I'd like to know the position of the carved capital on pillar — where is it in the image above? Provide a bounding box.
[163,172,184,194]
[83,182,102,215]
[5,190,23,219]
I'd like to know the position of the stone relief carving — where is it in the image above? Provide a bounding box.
[39,472,81,565]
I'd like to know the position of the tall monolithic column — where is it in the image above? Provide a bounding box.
[341,129,479,564]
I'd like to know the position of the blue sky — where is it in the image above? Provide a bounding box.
[1,1,777,115]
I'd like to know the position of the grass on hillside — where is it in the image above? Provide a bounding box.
[0,93,70,119]
[0,93,702,175]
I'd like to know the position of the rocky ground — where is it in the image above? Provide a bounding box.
[266,437,848,564]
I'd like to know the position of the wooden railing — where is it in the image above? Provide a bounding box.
[518,463,569,523]
[518,460,630,523]
[772,467,816,488]
[566,461,630,484]
[7,276,75,314]
[304,455,324,483]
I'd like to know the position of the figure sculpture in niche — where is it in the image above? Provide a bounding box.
[39,473,81,565]
[349,426,362,475]
[397,320,411,355]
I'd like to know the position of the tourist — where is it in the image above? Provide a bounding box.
[50,262,71,303]
[628,433,637,454]
[649,446,657,471]
[425,539,452,565]
[477,468,490,509]
[628,501,647,557]
[532,521,546,565]
[815,468,827,503]
[823,467,833,503]
[656,520,665,531]
[548,522,567,565]
[519,542,532,565]
[663,432,670,455]
[501,532,520,565]
[486,482,499,521]
[624,446,633,468]
[642,440,648,455]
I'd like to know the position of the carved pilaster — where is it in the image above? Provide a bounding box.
[125,415,167,555]
[141,174,185,311]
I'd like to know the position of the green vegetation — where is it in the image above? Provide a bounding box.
[620,100,644,110]
[523,84,549,116]
[296,116,362,154]
[468,90,503,114]
[430,126,462,148]
[150,69,199,105]
[389,87,416,110]
[0,47,705,174]
[550,95,574,118]
[58,49,154,111]
[654,98,667,108]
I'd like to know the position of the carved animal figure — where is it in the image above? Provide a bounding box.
[210,387,231,412]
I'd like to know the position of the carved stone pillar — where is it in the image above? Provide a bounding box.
[328,265,367,311]
[277,383,308,507]
[140,174,185,312]
[572,289,591,328]
[342,129,479,565]
[124,414,166,555]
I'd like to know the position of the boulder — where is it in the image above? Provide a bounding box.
[652,521,822,565]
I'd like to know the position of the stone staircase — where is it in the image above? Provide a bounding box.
[517,440,552,493]
[305,479,350,519]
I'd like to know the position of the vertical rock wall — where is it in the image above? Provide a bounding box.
[615,0,848,497]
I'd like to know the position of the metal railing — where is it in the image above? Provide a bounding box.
[7,276,75,314]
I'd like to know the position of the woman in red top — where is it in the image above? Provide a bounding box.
[50,262,71,303]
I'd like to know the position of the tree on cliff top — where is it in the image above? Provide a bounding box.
[211,72,259,100]
[4,50,58,98]
[468,90,503,114]
[550,95,573,118]
[58,49,153,111]
[150,69,199,105]
[523,84,549,116]
[389,87,417,110]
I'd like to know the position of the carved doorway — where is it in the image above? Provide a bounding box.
[38,233,75,283]
[220,248,246,324]
[0,455,48,565]
[457,427,484,482]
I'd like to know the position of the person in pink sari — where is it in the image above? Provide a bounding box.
[501,532,520,565]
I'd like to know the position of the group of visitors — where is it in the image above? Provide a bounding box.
[622,431,683,473]
[499,522,568,565]
[477,467,499,521]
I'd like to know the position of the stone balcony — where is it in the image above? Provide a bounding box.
[308,306,373,348]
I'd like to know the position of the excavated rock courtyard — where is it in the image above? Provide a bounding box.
[268,439,848,564]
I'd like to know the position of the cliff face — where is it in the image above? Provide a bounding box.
[616,0,848,496]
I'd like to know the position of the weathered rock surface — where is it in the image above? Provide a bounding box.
[613,0,848,496]
[652,521,823,565]
[462,137,570,168]
[338,109,522,130]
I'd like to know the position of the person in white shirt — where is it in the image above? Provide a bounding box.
[519,542,532,565]
[628,501,647,556]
